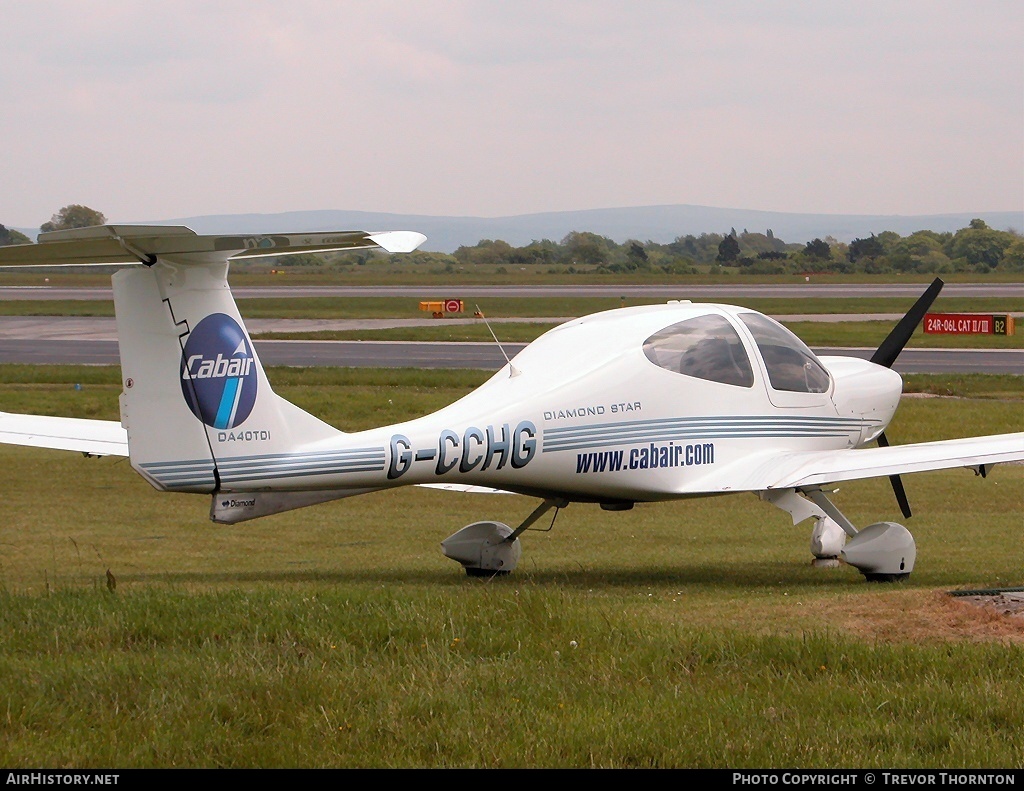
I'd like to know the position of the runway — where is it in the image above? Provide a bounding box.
[0,337,1019,374]
[0,296,1020,374]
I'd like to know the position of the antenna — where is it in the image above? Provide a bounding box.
[475,304,520,377]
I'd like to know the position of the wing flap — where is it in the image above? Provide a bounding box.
[0,412,128,456]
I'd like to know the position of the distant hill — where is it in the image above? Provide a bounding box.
[19,205,1023,253]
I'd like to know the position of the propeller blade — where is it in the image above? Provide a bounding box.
[869,280,941,518]
[877,431,912,519]
[870,277,944,369]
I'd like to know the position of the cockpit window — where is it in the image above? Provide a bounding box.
[642,314,754,387]
[739,313,830,393]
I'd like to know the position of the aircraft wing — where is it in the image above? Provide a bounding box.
[728,432,1024,492]
[418,483,515,495]
[0,412,128,456]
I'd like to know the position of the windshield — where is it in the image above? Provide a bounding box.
[739,313,830,393]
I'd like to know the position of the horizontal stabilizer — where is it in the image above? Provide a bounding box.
[0,225,427,267]
[0,412,128,456]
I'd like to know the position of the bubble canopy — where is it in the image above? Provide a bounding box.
[641,311,831,394]
[642,314,754,388]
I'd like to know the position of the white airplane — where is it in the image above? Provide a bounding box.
[0,225,1021,581]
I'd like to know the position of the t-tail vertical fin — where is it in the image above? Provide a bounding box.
[114,261,342,493]
[0,224,427,495]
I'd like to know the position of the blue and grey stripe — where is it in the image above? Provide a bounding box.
[542,415,869,453]
[217,447,385,485]
[139,458,218,490]
[140,446,386,489]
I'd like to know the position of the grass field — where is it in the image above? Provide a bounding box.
[0,367,1021,768]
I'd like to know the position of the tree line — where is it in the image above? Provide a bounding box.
[0,204,107,247]
[385,222,1023,275]
[2,204,1021,274]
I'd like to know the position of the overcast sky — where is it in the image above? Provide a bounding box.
[2,0,1022,229]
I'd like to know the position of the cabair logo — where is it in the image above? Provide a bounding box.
[180,313,258,429]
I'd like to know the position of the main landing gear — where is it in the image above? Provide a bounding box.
[443,488,917,581]
[441,498,567,576]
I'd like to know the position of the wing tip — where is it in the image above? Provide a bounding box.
[368,231,427,253]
